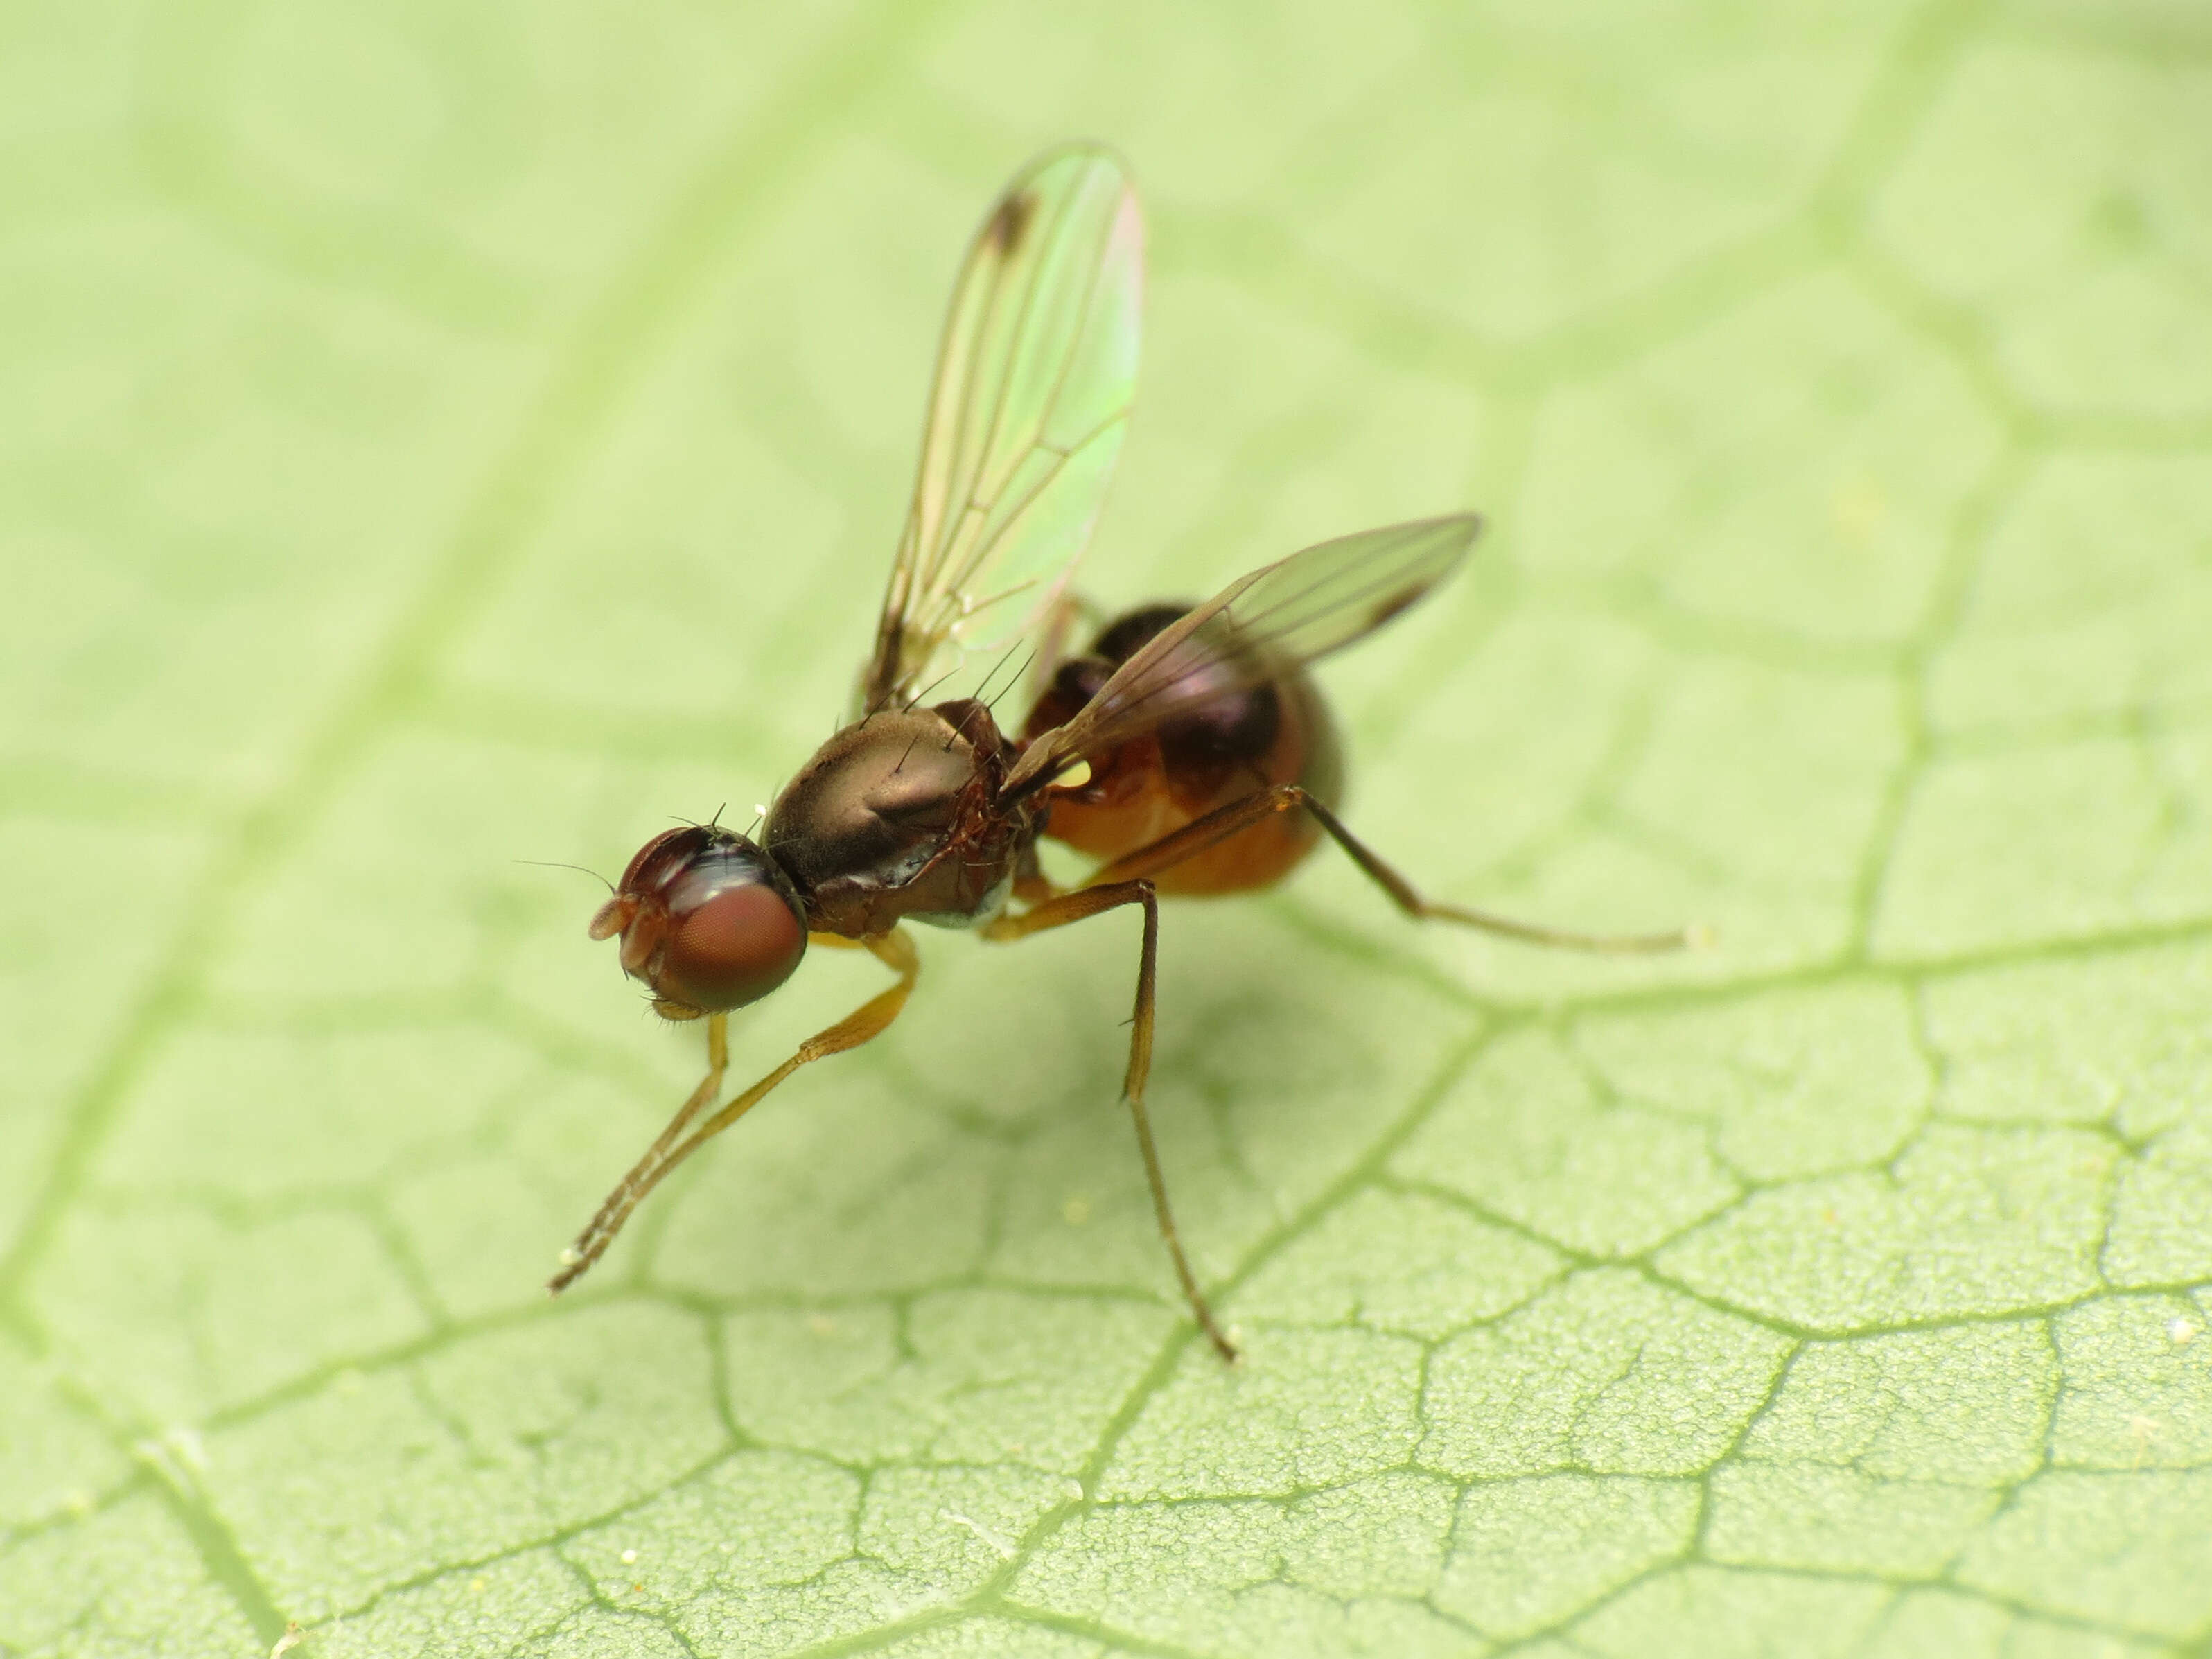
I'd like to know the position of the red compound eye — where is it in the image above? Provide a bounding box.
[593,827,807,1016]
[660,875,807,1012]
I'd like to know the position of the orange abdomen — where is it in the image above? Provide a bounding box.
[1022,605,1344,896]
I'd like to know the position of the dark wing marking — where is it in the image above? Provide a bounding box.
[860,146,1143,713]
[1004,514,1480,795]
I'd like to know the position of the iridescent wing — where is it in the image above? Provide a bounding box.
[1004,514,1480,796]
[861,146,1143,712]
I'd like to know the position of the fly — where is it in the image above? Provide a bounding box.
[551,145,1694,1361]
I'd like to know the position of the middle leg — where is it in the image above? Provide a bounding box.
[983,881,1238,1362]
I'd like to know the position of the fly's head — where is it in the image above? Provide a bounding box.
[590,825,808,1019]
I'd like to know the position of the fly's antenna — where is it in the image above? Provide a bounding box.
[514,857,615,897]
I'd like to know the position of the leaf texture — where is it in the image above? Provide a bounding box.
[6,1,2212,1656]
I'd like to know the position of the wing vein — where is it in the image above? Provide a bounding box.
[859,148,1142,712]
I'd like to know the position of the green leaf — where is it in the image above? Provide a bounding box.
[7,1,2211,1655]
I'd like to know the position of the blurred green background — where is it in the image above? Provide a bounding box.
[7,1,2212,1654]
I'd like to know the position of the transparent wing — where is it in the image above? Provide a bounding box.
[861,146,1143,712]
[1006,514,1480,796]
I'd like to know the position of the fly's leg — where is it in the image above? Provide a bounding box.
[549,929,921,1293]
[1084,784,1703,953]
[983,881,1238,1363]
[549,1010,730,1292]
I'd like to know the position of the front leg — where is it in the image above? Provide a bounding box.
[550,929,921,1293]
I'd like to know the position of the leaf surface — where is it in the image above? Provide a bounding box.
[6,1,2212,1655]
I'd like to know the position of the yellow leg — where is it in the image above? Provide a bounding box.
[549,929,920,1293]
[985,882,1238,1363]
